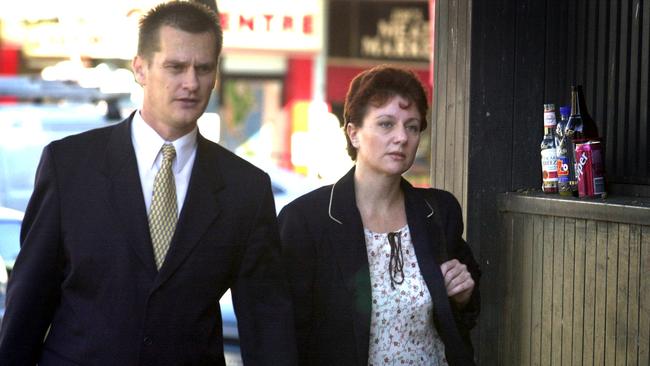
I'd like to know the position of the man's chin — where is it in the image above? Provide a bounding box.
[173,112,202,126]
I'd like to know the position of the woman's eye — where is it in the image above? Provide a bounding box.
[379,121,393,128]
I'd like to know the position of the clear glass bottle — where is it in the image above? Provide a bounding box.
[541,104,558,193]
[556,106,576,196]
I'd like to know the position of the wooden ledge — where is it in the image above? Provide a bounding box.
[497,191,650,226]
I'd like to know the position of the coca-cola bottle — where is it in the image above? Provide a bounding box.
[541,104,558,193]
[565,85,599,143]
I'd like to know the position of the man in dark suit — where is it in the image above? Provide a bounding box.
[0,2,297,365]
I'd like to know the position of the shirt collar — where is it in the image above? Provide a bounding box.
[131,110,198,173]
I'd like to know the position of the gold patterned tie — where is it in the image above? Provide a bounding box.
[149,143,177,269]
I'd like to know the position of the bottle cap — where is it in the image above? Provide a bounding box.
[543,103,556,111]
[559,106,570,116]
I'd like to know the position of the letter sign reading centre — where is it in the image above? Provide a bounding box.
[217,0,323,53]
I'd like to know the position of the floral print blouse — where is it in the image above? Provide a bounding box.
[364,225,448,366]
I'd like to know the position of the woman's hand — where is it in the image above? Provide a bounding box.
[440,259,475,308]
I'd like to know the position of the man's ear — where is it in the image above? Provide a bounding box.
[346,123,359,148]
[132,56,147,85]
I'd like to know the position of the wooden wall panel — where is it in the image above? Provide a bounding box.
[500,212,516,365]
[430,0,470,221]
[604,222,619,366]
[497,194,650,365]
[572,218,586,365]
[541,216,554,365]
[431,0,449,191]
[616,224,630,366]
[593,221,608,365]
[561,217,575,365]
[627,225,641,365]
[551,217,564,366]
[531,215,544,365]
[583,219,598,365]
[521,214,534,365]
[640,225,650,365]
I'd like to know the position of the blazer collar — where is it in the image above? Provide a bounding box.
[328,167,434,225]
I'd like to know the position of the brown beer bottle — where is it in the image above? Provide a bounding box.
[564,85,599,143]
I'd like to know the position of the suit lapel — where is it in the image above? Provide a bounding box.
[154,134,223,288]
[327,167,371,365]
[101,124,224,287]
[101,116,157,275]
[404,184,474,365]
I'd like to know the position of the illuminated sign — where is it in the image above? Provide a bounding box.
[217,0,323,53]
[1,0,323,59]
[328,0,430,62]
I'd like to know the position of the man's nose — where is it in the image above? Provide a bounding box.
[183,68,199,90]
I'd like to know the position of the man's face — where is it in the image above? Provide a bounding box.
[133,25,218,140]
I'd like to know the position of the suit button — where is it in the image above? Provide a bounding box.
[143,336,153,346]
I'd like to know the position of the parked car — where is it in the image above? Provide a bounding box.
[0,206,23,274]
[0,255,7,325]
[0,206,24,325]
[0,76,128,212]
[248,160,322,214]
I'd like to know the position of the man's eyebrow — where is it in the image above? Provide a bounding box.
[196,61,217,68]
[163,59,187,66]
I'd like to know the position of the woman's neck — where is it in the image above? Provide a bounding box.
[354,166,407,233]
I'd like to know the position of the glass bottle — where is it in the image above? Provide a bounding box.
[565,85,599,143]
[541,104,558,193]
[556,106,576,196]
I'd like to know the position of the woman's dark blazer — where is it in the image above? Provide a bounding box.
[278,167,481,366]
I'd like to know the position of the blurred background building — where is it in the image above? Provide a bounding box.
[0,0,434,201]
[0,5,434,362]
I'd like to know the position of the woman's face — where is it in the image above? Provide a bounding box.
[347,95,422,178]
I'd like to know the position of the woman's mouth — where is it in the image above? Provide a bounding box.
[387,152,406,159]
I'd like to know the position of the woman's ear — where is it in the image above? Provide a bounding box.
[346,123,359,148]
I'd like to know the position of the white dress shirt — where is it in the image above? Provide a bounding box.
[131,111,197,215]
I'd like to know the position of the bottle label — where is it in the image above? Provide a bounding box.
[544,111,557,127]
[557,156,570,179]
[541,148,558,186]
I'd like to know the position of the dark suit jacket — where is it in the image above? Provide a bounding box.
[0,116,297,365]
[278,167,480,366]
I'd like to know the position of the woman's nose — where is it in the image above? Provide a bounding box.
[393,124,408,143]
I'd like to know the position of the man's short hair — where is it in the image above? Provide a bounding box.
[137,1,223,61]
